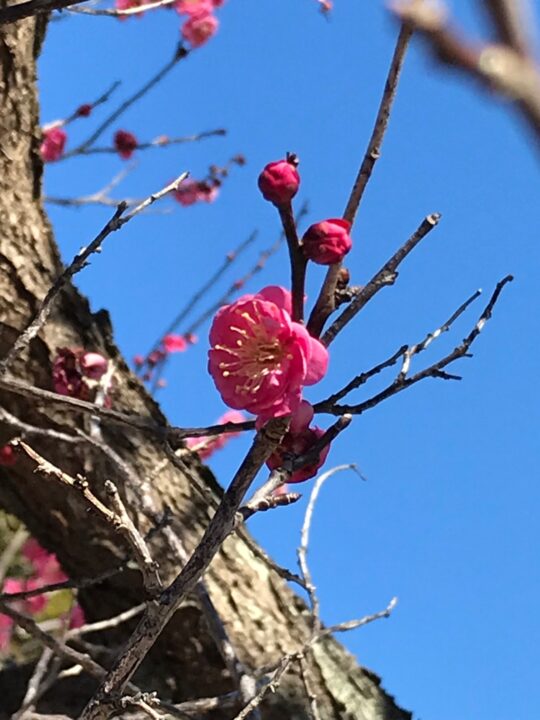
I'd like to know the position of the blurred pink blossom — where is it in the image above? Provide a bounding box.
[40,127,67,162]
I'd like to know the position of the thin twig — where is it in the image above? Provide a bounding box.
[14,440,162,595]
[70,0,175,16]
[344,25,412,226]
[58,81,121,128]
[481,0,532,57]
[12,647,54,720]
[79,418,289,720]
[392,0,540,149]
[66,603,146,639]
[0,173,187,376]
[64,45,187,157]
[307,25,412,338]
[316,275,514,416]
[0,0,88,25]
[69,129,226,156]
[298,655,322,720]
[298,465,357,632]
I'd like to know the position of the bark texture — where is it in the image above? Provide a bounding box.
[0,12,411,720]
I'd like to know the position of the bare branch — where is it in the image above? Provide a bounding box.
[392,0,540,148]
[316,275,513,416]
[14,440,162,595]
[0,0,88,25]
[79,418,289,720]
[321,212,441,347]
[278,202,307,322]
[481,0,533,57]
[298,465,357,632]
[307,25,412,338]
[0,173,187,376]
[70,0,175,16]
[64,45,188,157]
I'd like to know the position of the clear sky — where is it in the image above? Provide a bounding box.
[39,2,539,718]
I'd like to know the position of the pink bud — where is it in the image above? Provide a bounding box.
[133,354,145,367]
[76,103,92,117]
[302,218,352,265]
[258,155,300,207]
[114,130,138,159]
[0,445,16,467]
[80,352,108,380]
[162,334,187,353]
[40,127,67,163]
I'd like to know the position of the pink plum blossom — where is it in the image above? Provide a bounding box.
[40,127,67,162]
[163,334,187,353]
[175,0,213,13]
[22,539,67,586]
[181,8,219,47]
[302,218,352,265]
[115,0,146,17]
[186,409,245,459]
[173,179,219,206]
[208,286,328,419]
[258,156,300,207]
[80,352,108,379]
[266,401,330,483]
[52,348,110,401]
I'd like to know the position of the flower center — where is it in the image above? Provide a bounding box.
[215,309,288,396]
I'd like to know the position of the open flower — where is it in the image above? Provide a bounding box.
[208,286,328,419]
[266,401,330,483]
[40,127,67,162]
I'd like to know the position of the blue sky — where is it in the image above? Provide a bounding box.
[40,2,539,718]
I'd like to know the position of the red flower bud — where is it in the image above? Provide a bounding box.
[0,445,16,467]
[302,218,352,265]
[76,103,92,117]
[114,130,138,160]
[258,155,300,207]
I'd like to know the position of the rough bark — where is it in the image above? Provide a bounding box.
[0,12,411,720]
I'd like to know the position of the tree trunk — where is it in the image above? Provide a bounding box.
[0,13,411,720]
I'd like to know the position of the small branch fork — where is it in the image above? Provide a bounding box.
[14,440,162,596]
[62,44,188,159]
[230,465,397,720]
[316,275,514,416]
[77,418,289,720]
[0,172,187,377]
